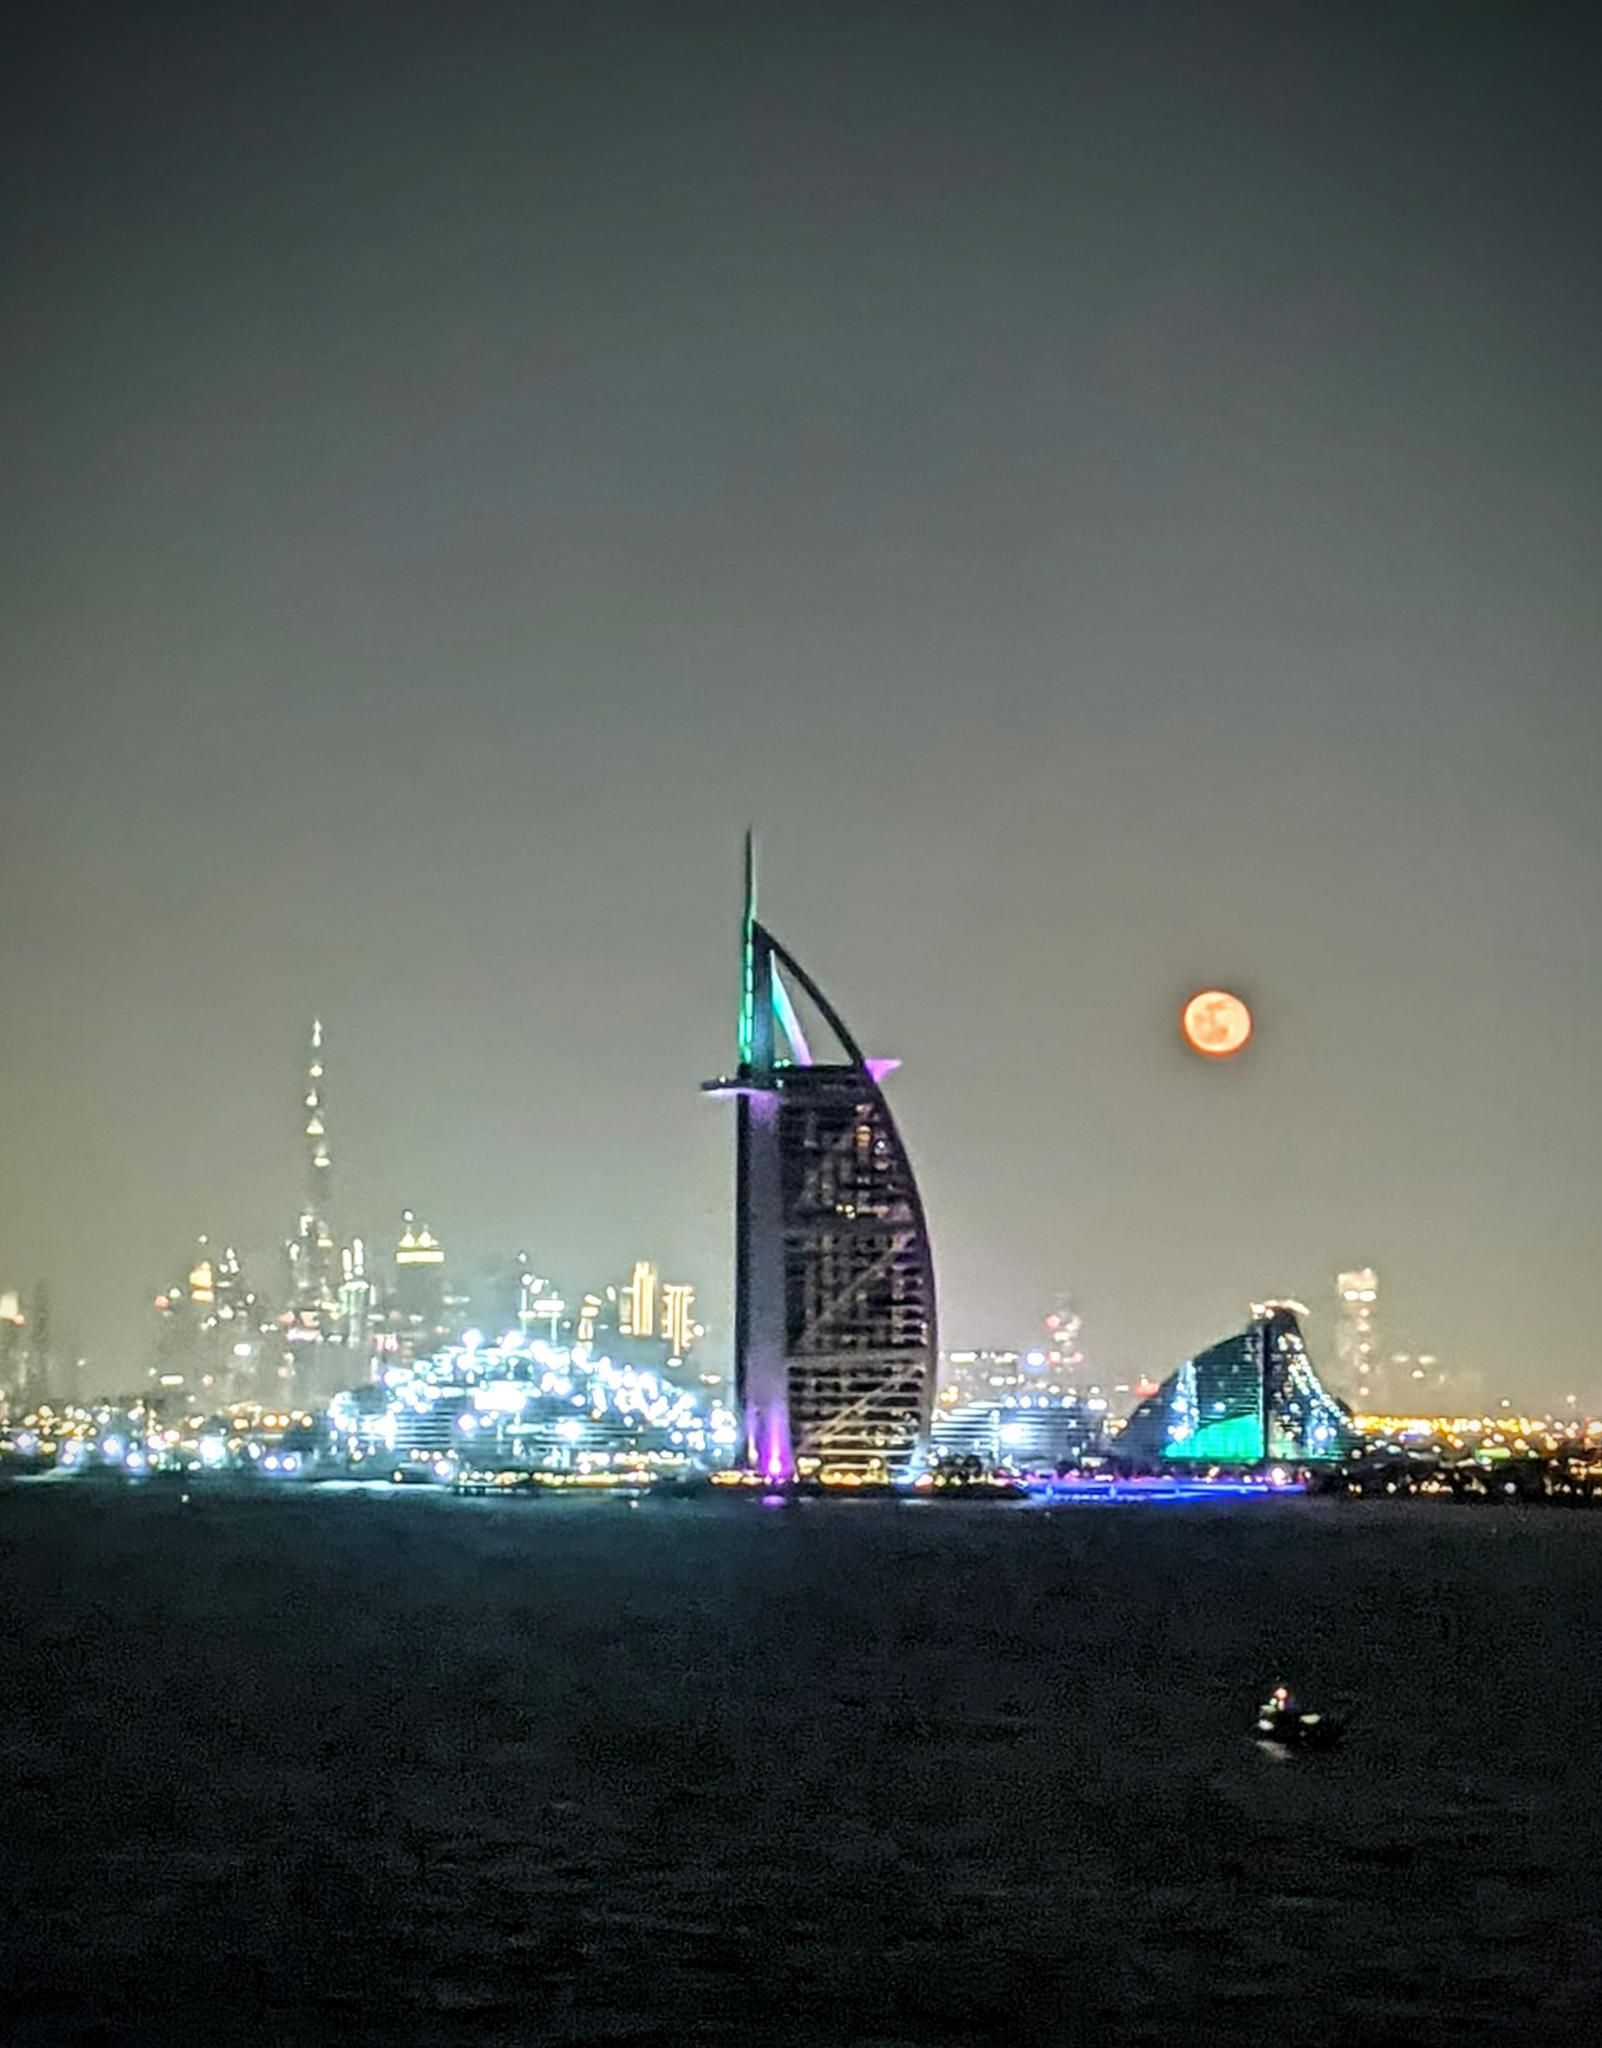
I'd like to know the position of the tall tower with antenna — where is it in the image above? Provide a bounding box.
[287,1018,341,1320]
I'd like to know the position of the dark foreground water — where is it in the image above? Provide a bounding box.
[5,1487,1602,2045]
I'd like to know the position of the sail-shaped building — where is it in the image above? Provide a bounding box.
[705,840,937,1479]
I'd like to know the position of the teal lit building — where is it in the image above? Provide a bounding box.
[1116,1306,1354,1468]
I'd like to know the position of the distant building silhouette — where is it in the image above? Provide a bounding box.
[151,1238,259,1400]
[0,1289,29,1408]
[385,1211,455,1365]
[1334,1266,1380,1403]
[392,1212,447,1323]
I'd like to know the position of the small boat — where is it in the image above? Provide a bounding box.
[1254,1684,1344,1751]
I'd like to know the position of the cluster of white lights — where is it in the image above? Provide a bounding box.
[342,1334,737,1456]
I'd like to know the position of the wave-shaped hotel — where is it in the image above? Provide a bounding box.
[1115,1304,1355,1470]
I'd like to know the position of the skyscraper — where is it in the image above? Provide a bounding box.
[391,1212,449,1339]
[620,1261,659,1340]
[339,1240,374,1365]
[0,1290,27,1409]
[287,1020,341,1321]
[705,838,937,1479]
[1335,1267,1380,1404]
[24,1281,53,1404]
[461,1252,536,1341]
[152,1238,260,1399]
[661,1281,700,1360]
[615,1264,701,1362]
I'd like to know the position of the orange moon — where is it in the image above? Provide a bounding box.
[1181,988,1253,1059]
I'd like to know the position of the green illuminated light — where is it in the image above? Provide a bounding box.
[738,831,757,1067]
[770,964,813,1065]
[1167,1413,1264,1462]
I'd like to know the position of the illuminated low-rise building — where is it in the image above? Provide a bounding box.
[930,1394,1102,1472]
[939,1347,1127,1410]
[330,1332,738,1481]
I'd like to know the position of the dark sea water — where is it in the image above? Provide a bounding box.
[5,1485,1602,2045]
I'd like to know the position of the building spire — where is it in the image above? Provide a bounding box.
[739,828,756,1068]
[290,1016,339,1313]
[305,1017,331,1206]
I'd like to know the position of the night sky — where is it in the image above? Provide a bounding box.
[3,2,1598,1397]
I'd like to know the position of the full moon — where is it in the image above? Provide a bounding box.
[1181,988,1253,1059]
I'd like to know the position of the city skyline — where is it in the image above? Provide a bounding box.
[3,4,1599,1399]
[0,994,1541,1409]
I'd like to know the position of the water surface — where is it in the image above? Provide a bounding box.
[4,1487,1599,2043]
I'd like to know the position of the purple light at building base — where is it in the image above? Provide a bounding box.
[761,1406,794,1483]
